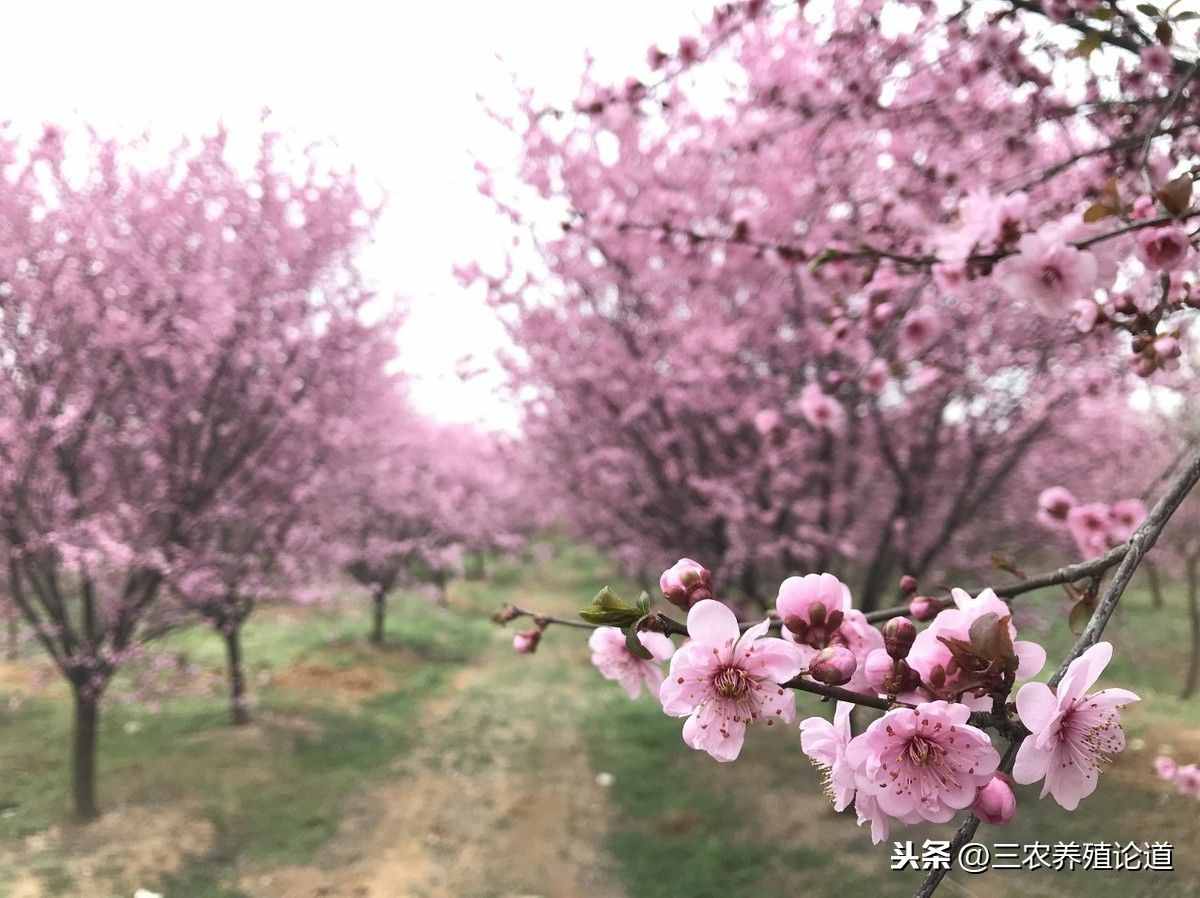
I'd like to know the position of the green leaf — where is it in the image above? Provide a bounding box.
[637,590,652,616]
[1137,3,1161,17]
[1174,11,1200,20]
[1068,600,1093,636]
[1083,202,1116,223]
[579,586,642,626]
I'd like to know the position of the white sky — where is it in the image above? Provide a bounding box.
[0,1,719,430]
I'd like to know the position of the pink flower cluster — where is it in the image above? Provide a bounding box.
[576,558,1138,844]
[1153,755,1200,798]
[1036,487,1146,557]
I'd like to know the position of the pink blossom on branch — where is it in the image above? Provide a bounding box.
[659,599,804,762]
[845,701,1001,824]
[588,626,675,699]
[1013,641,1139,810]
[993,229,1099,316]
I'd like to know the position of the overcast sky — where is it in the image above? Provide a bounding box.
[1,1,719,429]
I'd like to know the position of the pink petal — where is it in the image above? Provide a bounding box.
[1015,681,1058,734]
[638,630,676,661]
[1044,749,1098,810]
[687,599,740,653]
[739,636,805,683]
[1014,640,1046,680]
[1059,641,1113,708]
[1012,737,1052,785]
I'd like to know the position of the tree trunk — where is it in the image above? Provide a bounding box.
[370,586,386,645]
[223,624,250,726]
[71,688,100,822]
[1183,557,1200,700]
[1146,561,1165,610]
[5,608,16,661]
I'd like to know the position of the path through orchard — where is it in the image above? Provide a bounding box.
[238,558,629,898]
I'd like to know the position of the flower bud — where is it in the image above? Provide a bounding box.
[898,574,918,596]
[659,558,713,610]
[909,595,940,622]
[512,629,541,655]
[882,617,917,660]
[1154,335,1181,359]
[971,774,1016,825]
[809,645,857,686]
[863,648,893,692]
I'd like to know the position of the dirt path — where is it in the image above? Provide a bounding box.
[240,620,628,898]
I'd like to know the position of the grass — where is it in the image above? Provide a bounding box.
[2,547,1199,898]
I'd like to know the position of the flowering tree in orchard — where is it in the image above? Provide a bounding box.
[470,0,1200,614]
[488,0,1200,894]
[333,389,528,644]
[0,125,392,819]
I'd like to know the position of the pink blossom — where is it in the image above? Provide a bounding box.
[1066,502,1112,556]
[897,307,941,359]
[1036,486,1076,529]
[1107,498,1146,544]
[1175,764,1200,797]
[1141,45,1174,76]
[972,774,1017,825]
[845,700,1001,823]
[862,358,889,394]
[799,701,856,811]
[659,599,805,762]
[1013,641,1139,810]
[776,573,883,692]
[753,409,781,435]
[904,588,1046,709]
[1135,225,1192,271]
[1071,299,1100,333]
[588,626,676,699]
[1153,755,1177,781]
[797,383,846,433]
[994,229,1099,315]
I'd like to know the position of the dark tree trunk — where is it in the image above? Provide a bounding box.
[370,586,387,645]
[71,687,100,822]
[1146,562,1165,610]
[1183,557,1199,700]
[223,624,250,726]
[433,572,448,607]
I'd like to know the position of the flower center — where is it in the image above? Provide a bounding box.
[903,734,946,768]
[1040,265,1062,288]
[712,666,753,699]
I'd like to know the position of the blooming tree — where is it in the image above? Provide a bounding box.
[487,1,1200,894]
[0,125,391,818]
[469,0,1193,613]
[331,389,529,643]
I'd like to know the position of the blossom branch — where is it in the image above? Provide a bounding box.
[916,444,1200,898]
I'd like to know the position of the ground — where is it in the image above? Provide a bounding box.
[2,545,1200,898]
